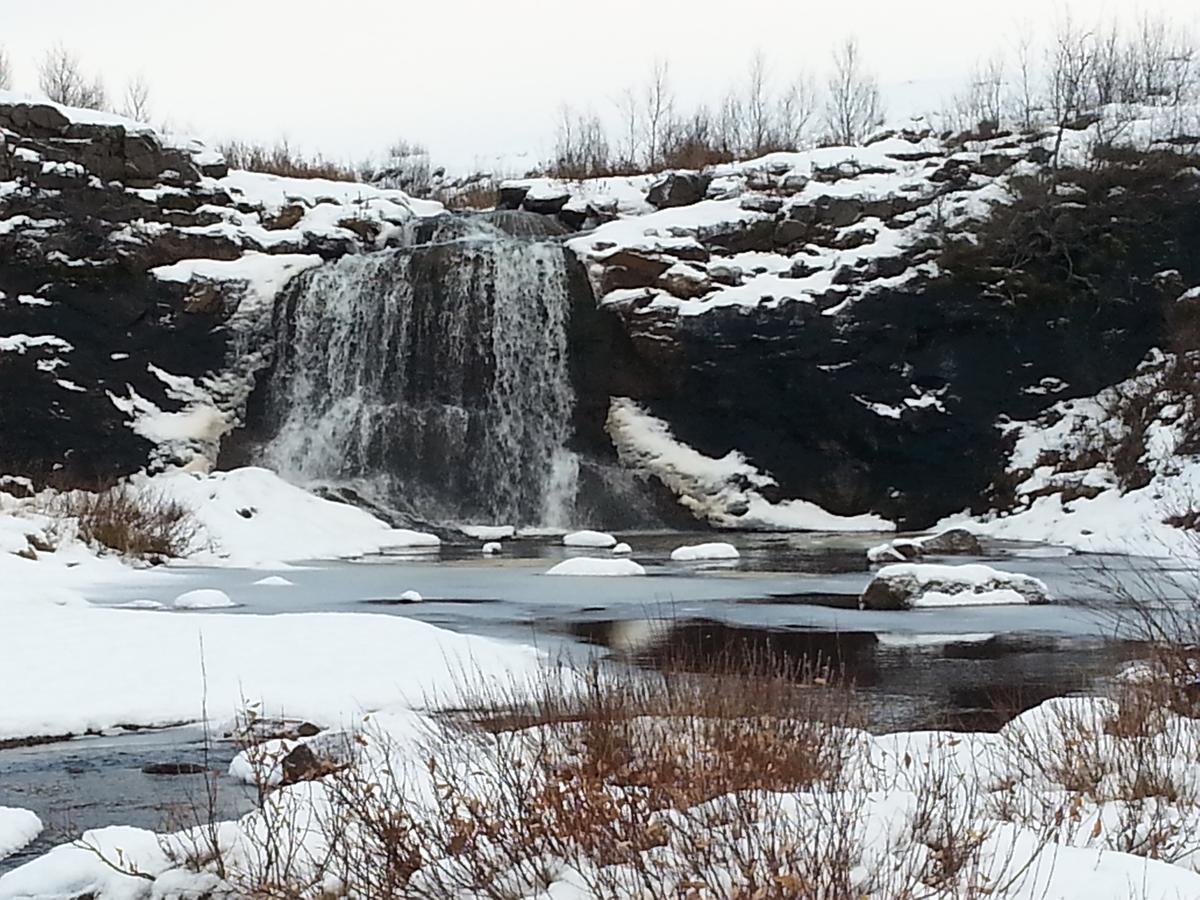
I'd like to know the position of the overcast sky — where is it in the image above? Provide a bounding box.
[2,0,1198,173]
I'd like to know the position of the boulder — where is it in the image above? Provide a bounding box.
[263,203,306,230]
[280,732,356,785]
[919,528,984,555]
[868,528,983,563]
[522,190,571,216]
[599,250,673,293]
[497,185,530,210]
[647,172,712,210]
[860,563,1051,610]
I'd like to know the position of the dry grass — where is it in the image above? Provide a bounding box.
[47,483,197,559]
[218,139,361,183]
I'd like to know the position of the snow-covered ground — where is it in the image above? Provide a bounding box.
[946,350,1200,558]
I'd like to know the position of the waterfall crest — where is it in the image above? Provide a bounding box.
[260,223,578,526]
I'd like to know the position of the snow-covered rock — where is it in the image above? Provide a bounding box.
[562,530,618,548]
[545,558,646,577]
[462,525,515,541]
[173,588,235,609]
[860,563,1052,610]
[868,528,982,563]
[253,575,295,587]
[400,590,423,603]
[670,542,740,561]
[482,542,503,555]
[612,542,633,555]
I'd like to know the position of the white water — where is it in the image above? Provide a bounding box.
[262,228,578,526]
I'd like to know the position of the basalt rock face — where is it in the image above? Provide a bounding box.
[0,105,228,483]
[0,97,434,486]
[560,126,1200,528]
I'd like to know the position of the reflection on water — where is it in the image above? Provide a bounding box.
[569,617,1142,733]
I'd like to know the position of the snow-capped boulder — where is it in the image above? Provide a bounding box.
[253,575,295,587]
[399,590,423,603]
[563,530,618,549]
[612,542,633,555]
[173,589,235,610]
[546,558,646,577]
[482,542,503,555]
[868,528,983,563]
[860,564,1051,611]
[670,542,740,561]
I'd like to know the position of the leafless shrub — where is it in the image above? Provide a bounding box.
[37,43,106,110]
[824,37,884,146]
[217,138,361,182]
[120,73,152,123]
[45,483,197,559]
[0,44,13,92]
[364,137,435,193]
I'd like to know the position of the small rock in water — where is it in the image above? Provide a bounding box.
[563,530,618,548]
[173,589,235,609]
[612,542,633,555]
[670,542,740,561]
[141,762,207,776]
[400,590,423,603]
[482,542,503,555]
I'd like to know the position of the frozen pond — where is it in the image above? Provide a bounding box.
[1,530,1182,872]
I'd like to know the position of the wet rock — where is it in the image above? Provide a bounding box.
[497,184,530,210]
[647,172,712,210]
[522,190,571,216]
[919,528,984,555]
[141,762,208,776]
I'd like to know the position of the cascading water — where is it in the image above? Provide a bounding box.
[260,221,579,527]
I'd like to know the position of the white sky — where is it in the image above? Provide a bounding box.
[1,0,1197,173]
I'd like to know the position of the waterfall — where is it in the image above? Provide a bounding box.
[260,223,579,526]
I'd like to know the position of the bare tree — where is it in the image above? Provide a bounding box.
[1045,14,1096,165]
[613,86,641,169]
[824,37,883,145]
[1010,23,1038,131]
[775,73,817,149]
[552,104,612,179]
[0,45,12,92]
[642,59,675,169]
[121,73,151,122]
[744,51,773,155]
[38,43,106,109]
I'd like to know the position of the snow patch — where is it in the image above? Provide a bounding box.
[545,557,647,577]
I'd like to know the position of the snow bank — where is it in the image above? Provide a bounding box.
[545,558,647,577]
[0,807,41,862]
[146,467,440,567]
[608,397,894,532]
[562,529,618,548]
[173,588,236,609]
[0,603,545,741]
[670,542,740,561]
